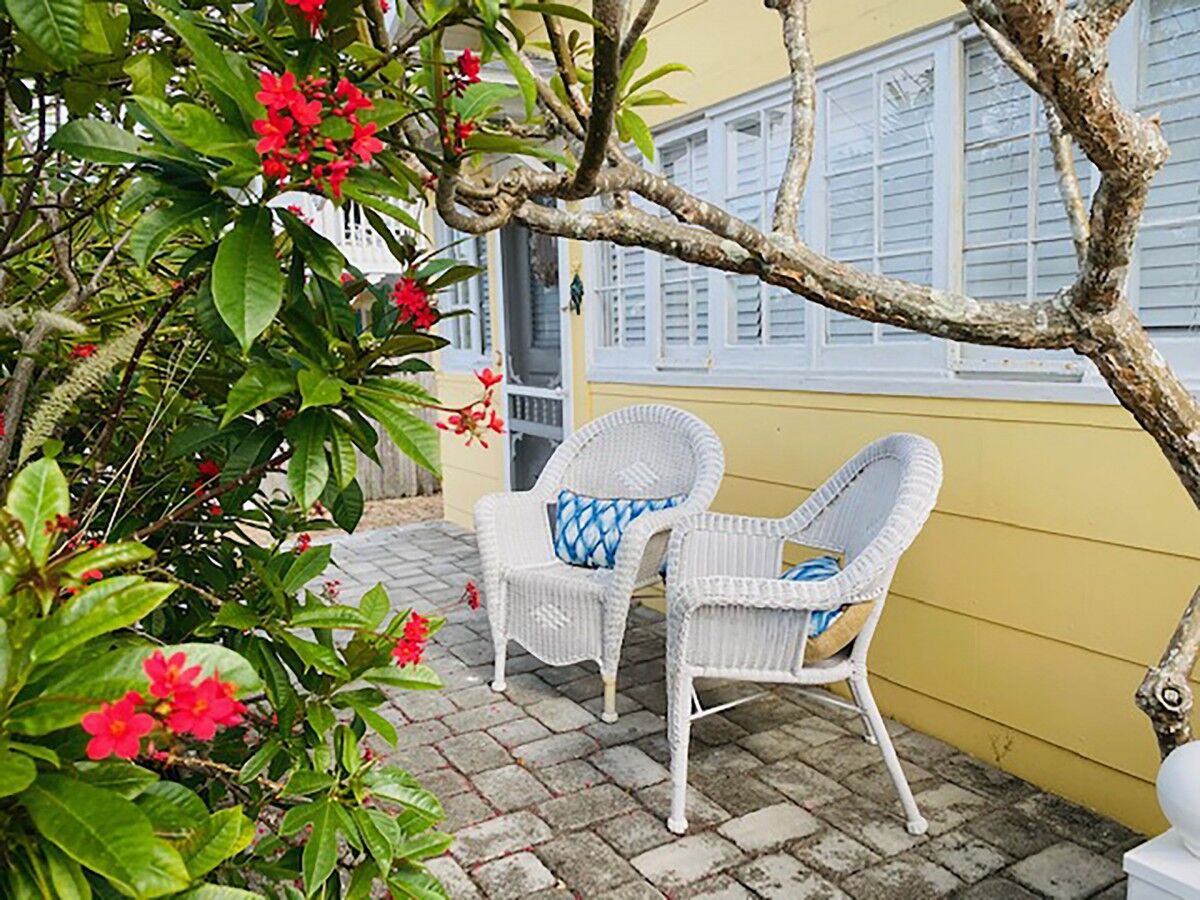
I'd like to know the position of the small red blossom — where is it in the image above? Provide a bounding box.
[81,569,103,584]
[253,111,294,155]
[341,272,354,284]
[144,650,202,699]
[392,637,424,667]
[322,579,342,600]
[449,49,482,96]
[295,532,312,553]
[351,121,383,163]
[207,502,223,517]
[44,513,78,535]
[285,0,326,31]
[392,277,437,330]
[335,78,373,116]
[475,368,503,390]
[70,343,98,359]
[167,675,245,740]
[463,581,480,610]
[82,693,155,760]
[197,459,221,479]
[256,71,300,111]
[379,0,389,10]
[404,611,430,642]
[487,409,505,435]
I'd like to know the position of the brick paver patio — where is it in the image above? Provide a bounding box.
[326,521,1141,899]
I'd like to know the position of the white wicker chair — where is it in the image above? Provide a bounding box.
[663,433,943,835]
[474,405,725,722]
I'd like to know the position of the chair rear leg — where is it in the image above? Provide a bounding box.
[853,672,927,835]
[666,670,693,834]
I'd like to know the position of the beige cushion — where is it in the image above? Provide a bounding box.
[804,601,873,662]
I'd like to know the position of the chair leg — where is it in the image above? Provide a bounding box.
[666,670,693,834]
[601,674,618,724]
[853,672,927,835]
[848,678,878,745]
[491,641,507,693]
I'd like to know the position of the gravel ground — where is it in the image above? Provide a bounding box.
[355,494,444,530]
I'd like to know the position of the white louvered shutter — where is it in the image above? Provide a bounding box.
[660,134,710,348]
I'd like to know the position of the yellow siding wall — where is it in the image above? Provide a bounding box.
[435,0,1200,833]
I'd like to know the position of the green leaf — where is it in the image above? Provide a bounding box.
[305,699,335,736]
[619,36,649,94]
[625,62,691,98]
[74,760,158,799]
[135,96,259,167]
[330,479,364,532]
[177,807,254,879]
[6,458,69,564]
[362,664,442,691]
[280,634,349,679]
[291,605,369,629]
[137,782,208,832]
[279,210,346,284]
[358,584,389,630]
[237,737,281,783]
[59,541,153,578]
[354,396,440,477]
[344,696,397,747]
[32,578,176,663]
[616,108,654,162]
[393,829,454,861]
[158,10,259,117]
[213,207,284,353]
[176,887,265,900]
[363,768,443,824]
[130,197,218,268]
[220,365,296,428]
[7,0,83,66]
[0,749,37,798]
[212,603,258,630]
[281,544,332,595]
[21,774,191,898]
[298,369,345,411]
[286,411,329,511]
[48,119,146,163]
[352,808,392,873]
[43,841,93,900]
[302,800,339,897]
[339,183,422,233]
[328,425,358,491]
[124,53,173,98]
[282,770,336,797]
[484,29,535,117]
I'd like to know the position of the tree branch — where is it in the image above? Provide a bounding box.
[765,0,815,237]
[1136,586,1200,757]
[620,0,659,60]
[568,0,623,197]
[1044,102,1090,263]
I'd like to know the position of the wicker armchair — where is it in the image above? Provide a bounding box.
[663,433,943,834]
[474,405,725,722]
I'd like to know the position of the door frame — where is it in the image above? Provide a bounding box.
[493,209,574,491]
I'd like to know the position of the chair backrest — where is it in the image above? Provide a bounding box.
[787,433,943,595]
[534,404,725,505]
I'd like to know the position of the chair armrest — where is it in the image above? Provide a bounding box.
[666,512,792,582]
[669,573,869,617]
[474,491,554,574]
[605,503,696,595]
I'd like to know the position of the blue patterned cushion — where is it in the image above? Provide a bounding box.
[780,555,844,637]
[554,489,685,569]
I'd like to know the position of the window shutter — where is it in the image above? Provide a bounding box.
[1137,0,1200,334]
[660,134,709,347]
[475,234,492,354]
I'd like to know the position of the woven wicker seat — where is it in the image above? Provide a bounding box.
[474,404,725,722]
[663,433,943,834]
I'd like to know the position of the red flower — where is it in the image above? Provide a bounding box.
[326,158,354,198]
[289,95,324,128]
[351,121,383,163]
[144,650,202,699]
[475,368,503,390]
[392,637,424,666]
[253,112,294,155]
[197,459,221,479]
[463,581,480,610]
[256,71,300,112]
[43,513,78,535]
[81,693,155,760]
[262,155,290,181]
[295,533,312,553]
[379,0,389,10]
[404,611,429,642]
[285,0,326,31]
[81,569,103,584]
[167,675,244,740]
[458,49,481,84]
[70,343,97,359]
[487,409,505,435]
[455,117,475,143]
[392,277,437,329]
[207,502,223,517]
[335,78,373,117]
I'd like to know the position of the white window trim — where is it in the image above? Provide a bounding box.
[582,4,1200,404]
[435,222,493,373]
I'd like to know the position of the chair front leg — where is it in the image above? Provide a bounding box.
[852,670,927,835]
[666,665,693,835]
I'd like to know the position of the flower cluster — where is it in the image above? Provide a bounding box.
[191,460,223,517]
[391,277,437,330]
[462,580,480,610]
[391,612,429,667]
[295,532,312,554]
[69,343,97,359]
[438,49,483,156]
[436,367,505,448]
[81,651,245,760]
[253,72,383,198]
[285,0,325,33]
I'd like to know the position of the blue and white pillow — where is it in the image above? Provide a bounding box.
[780,555,844,637]
[554,489,685,569]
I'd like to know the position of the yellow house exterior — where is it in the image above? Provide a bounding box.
[433,0,1200,834]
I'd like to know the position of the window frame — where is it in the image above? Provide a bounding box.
[434,219,494,373]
